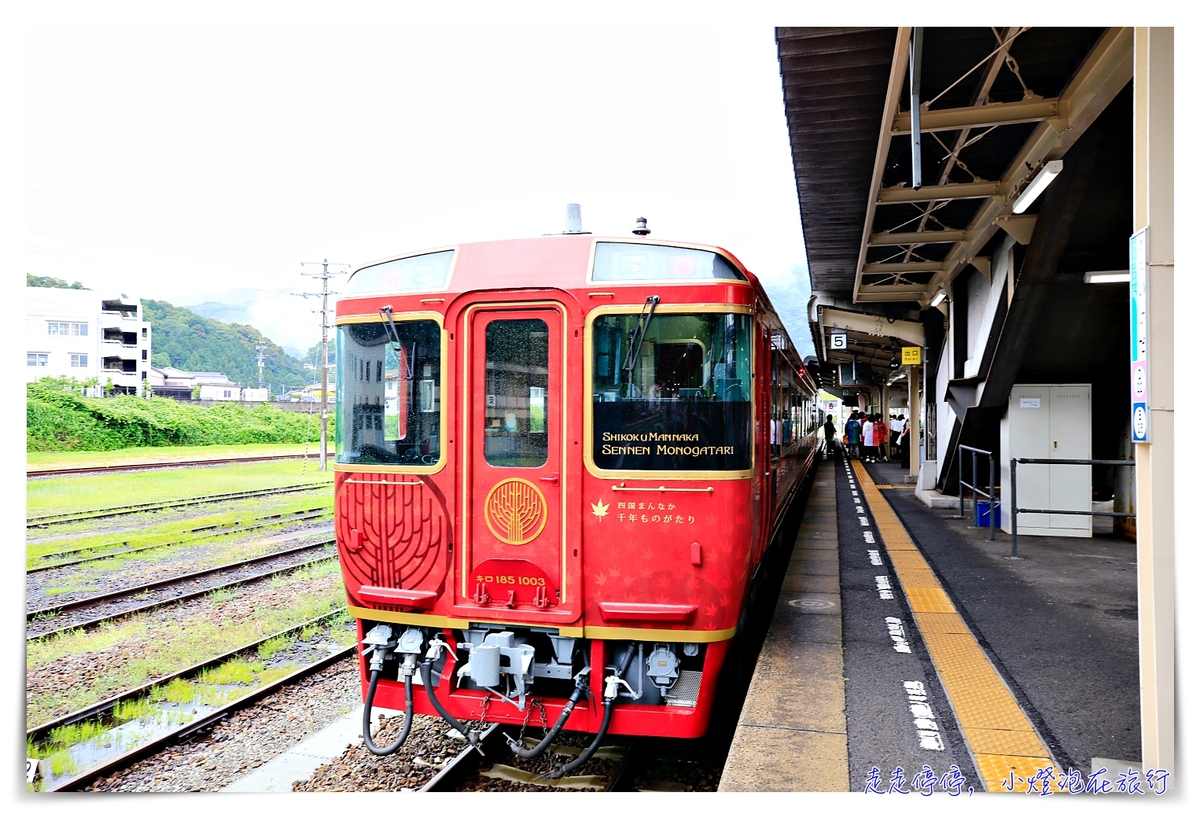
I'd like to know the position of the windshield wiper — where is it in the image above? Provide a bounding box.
[621,295,660,391]
[379,305,417,380]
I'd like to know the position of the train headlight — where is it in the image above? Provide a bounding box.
[646,644,680,691]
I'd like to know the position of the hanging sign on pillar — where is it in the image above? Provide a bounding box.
[1130,227,1150,443]
[830,329,848,351]
[901,346,922,365]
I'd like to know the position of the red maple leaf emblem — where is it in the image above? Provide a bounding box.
[593,574,607,586]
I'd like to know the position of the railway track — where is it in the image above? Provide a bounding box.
[27,508,332,573]
[27,538,337,629]
[27,540,338,640]
[28,611,355,792]
[27,483,330,529]
[27,451,335,479]
[426,734,637,792]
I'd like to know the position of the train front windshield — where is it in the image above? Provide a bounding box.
[591,312,751,472]
[336,318,442,466]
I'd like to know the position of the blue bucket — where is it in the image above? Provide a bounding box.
[976,501,1000,527]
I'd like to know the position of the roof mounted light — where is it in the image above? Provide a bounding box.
[1012,160,1063,214]
[632,217,651,236]
[1084,269,1131,284]
[929,289,947,308]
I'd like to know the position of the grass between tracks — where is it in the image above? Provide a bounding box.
[26,443,330,470]
[26,459,334,517]
[27,609,356,783]
[26,493,333,569]
[26,560,348,726]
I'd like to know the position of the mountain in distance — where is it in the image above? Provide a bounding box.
[143,299,317,392]
[172,287,327,360]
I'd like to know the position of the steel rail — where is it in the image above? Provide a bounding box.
[28,510,332,573]
[27,483,329,528]
[37,637,355,792]
[28,550,338,641]
[27,537,336,621]
[421,730,635,792]
[27,609,352,743]
[27,451,335,479]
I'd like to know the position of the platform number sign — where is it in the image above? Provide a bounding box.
[1130,228,1150,443]
[830,330,848,351]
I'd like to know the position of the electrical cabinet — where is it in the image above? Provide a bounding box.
[999,384,1092,537]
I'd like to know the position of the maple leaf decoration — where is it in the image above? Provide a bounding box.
[590,499,610,519]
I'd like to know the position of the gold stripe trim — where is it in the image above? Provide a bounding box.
[349,606,472,629]
[610,485,714,493]
[342,479,423,486]
[582,625,736,643]
[348,606,584,637]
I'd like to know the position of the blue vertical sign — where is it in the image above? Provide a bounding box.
[1130,228,1150,442]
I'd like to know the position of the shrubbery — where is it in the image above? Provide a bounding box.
[26,378,328,452]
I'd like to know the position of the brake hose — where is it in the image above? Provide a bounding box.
[362,668,414,756]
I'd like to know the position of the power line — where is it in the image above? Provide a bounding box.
[295,259,349,470]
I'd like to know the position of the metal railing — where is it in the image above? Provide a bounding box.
[1009,458,1136,557]
[957,445,998,540]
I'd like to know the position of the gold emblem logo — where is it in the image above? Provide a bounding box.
[484,478,548,545]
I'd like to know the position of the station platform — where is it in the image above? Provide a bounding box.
[721,452,1142,794]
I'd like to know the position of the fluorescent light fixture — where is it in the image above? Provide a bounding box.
[929,289,947,307]
[1084,270,1131,284]
[1012,159,1063,214]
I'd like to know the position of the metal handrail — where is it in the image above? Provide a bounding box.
[957,444,997,540]
[1009,457,1136,557]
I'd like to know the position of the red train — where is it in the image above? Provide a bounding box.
[333,220,820,772]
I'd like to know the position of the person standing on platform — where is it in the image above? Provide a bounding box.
[862,412,877,462]
[823,414,836,458]
[846,412,863,460]
[876,414,891,462]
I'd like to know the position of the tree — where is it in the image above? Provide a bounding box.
[27,273,87,289]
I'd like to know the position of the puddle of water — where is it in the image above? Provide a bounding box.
[31,700,225,791]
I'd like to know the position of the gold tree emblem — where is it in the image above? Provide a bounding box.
[484,478,548,545]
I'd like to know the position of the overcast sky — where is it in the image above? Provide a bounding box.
[21,13,814,322]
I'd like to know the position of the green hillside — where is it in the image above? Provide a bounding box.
[27,377,327,452]
[144,300,315,392]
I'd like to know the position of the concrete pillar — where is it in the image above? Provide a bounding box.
[1132,26,1173,781]
[908,365,920,477]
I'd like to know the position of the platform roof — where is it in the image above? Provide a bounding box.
[777,27,1134,393]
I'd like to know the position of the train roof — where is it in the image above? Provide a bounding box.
[343,234,763,298]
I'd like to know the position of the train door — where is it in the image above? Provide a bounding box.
[458,305,573,613]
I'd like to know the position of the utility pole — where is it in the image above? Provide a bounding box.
[298,259,349,470]
[255,344,267,389]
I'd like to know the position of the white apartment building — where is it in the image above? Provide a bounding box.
[26,287,152,393]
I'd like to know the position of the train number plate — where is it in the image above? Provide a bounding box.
[471,558,557,608]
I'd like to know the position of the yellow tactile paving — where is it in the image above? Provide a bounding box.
[963,727,1055,757]
[852,460,1058,793]
[903,587,957,613]
[976,755,1064,792]
[913,612,973,635]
